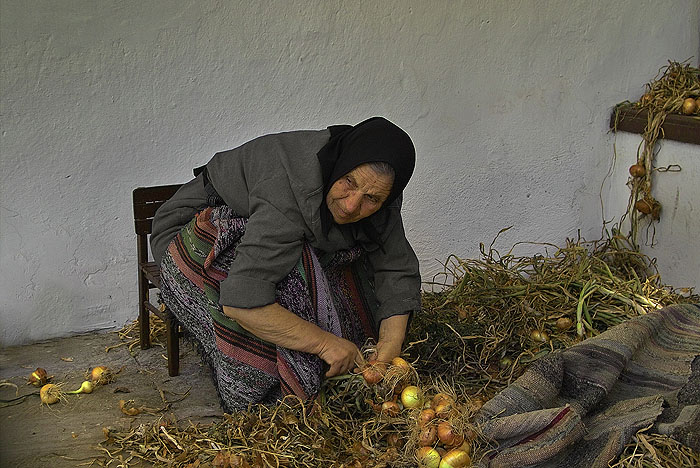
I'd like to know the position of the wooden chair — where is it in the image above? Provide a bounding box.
[132,184,183,376]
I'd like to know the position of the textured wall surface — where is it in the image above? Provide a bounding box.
[1,0,699,345]
[603,133,699,292]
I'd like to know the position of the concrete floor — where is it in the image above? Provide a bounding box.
[0,331,223,468]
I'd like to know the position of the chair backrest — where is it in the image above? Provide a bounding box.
[133,184,183,235]
[133,184,183,265]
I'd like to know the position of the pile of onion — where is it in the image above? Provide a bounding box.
[414,392,472,468]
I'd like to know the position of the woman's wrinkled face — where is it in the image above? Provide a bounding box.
[326,163,393,224]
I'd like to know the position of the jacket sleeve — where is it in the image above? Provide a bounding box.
[366,206,422,323]
[218,189,306,309]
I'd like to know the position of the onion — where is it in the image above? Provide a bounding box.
[681,97,697,115]
[530,330,546,343]
[437,421,457,446]
[556,317,573,331]
[90,366,110,383]
[67,381,94,394]
[28,368,48,387]
[362,360,386,385]
[540,330,550,342]
[386,432,402,448]
[418,408,436,427]
[416,446,441,468]
[401,385,423,409]
[628,164,646,177]
[438,448,471,468]
[418,426,437,447]
[391,356,412,372]
[40,384,61,405]
[696,98,700,112]
[468,398,485,414]
[635,199,653,214]
[431,393,453,408]
[381,401,400,417]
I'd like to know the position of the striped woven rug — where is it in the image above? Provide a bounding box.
[476,303,700,467]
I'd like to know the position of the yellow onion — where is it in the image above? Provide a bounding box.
[469,398,485,413]
[40,384,61,405]
[437,421,459,446]
[431,394,454,419]
[695,98,700,112]
[381,401,400,417]
[418,426,437,447]
[635,199,653,214]
[90,366,110,383]
[556,317,573,331]
[401,385,423,409]
[438,448,471,468]
[416,446,441,468]
[362,360,386,385]
[28,368,48,387]
[540,330,550,342]
[530,330,546,343]
[681,97,697,115]
[628,164,646,177]
[418,408,436,427]
[67,380,94,394]
[391,356,412,372]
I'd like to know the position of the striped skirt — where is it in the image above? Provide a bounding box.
[159,205,378,411]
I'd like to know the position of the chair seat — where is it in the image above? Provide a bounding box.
[140,261,161,288]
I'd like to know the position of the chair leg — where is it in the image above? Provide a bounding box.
[138,278,151,349]
[165,311,180,377]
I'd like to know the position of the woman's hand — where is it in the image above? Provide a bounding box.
[223,303,362,378]
[316,334,363,377]
[369,313,410,363]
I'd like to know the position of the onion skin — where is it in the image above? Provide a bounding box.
[628,164,646,177]
[416,447,441,468]
[401,385,423,409]
[438,448,471,468]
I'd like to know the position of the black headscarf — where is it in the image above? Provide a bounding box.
[316,117,416,246]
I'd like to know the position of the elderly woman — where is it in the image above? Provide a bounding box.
[150,117,420,411]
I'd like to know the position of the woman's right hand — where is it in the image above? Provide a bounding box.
[316,333,363,377]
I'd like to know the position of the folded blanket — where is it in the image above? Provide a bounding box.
[475,303,700,467]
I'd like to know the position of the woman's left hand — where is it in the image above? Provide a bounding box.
[369,313,410,363]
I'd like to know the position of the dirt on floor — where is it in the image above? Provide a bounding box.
[0,331,223,468]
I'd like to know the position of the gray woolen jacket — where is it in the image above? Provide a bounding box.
[150,129,421,324]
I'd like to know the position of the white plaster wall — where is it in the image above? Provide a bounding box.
[1,0,699,345]
[603,132,700,292]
